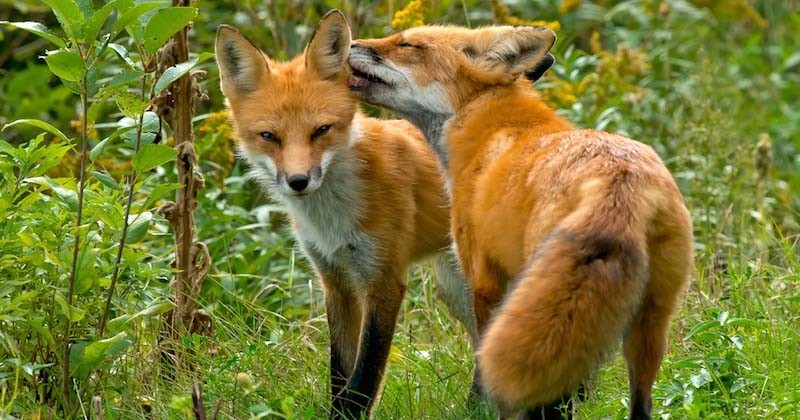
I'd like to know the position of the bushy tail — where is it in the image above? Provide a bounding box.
[477,198,649,410]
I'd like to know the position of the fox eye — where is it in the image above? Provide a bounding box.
[397,42,418,48]
[312,124,332,140]
[259,131,280,144]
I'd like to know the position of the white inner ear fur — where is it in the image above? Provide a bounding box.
[306,19,351,79]
[473,27,555,76]
[216,30,268,93]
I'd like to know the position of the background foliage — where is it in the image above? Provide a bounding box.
[1,0,798,418]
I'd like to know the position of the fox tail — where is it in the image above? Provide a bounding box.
[477,183,650,410]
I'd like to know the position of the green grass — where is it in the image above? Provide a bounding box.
[1,1,799,419]
[105,224,799,419]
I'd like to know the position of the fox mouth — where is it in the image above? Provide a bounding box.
[348,67,390,89]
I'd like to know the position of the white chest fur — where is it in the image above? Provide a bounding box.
[283,149,377,282]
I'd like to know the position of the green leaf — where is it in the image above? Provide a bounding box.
[1,21,67,48]
[112,91,148,119]
[52,185,79,211]
[44,49,85,82]
[72,332,128,380]
[120,112,160,145]
[107,43,137,69]
[92,170,119,189]
[143,7,197,54]
[142,182,179,209]
[28,318,56,347]
[136,301,175,317]
[132,143,176,172]
[108,69,144,88]
[90,137,111,161]
[106,301,174,332]
[0,140,13,154]
[111,1,163,40]
[2,119,72,144]
[74,248,97,294]
[90,125,137,162]
[79,0,120,44]
[126,211,152,243]
[41,0,84,41]
[54,293,86,322]
[154,51,214,94]
[684,319,719,340]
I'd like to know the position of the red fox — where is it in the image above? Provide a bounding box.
[348,25,693,419]
[215,12,479,418]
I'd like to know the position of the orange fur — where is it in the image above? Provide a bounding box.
[217,13,477,419]
[350,25,693,419]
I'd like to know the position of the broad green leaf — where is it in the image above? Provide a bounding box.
[68,341,89,375]
[52,185,79,212]
[2,119,72,144]
[119,112,160,145]
[143,7,197,54]
[22,363,56,377]
[142,182,179,209]
[44,49,85,82]
[42,0,84,41]
[54,293,86,322]
[111,1,163,39]
[72,332,128,380]
[0,140,13,154]
[107,301,175,332]
[90,138,111,162]
[126,211,152,243]
[1,21,67,48]
[105,314,130,332]
[74,248,97,294]
[154,51,214,94]
[90,125,136,162]
[684,320,719,340]
[107,43,137,69]
[132,143,176,172]
[92,171,119,190]
[79,0,120,44]
[108,69,144,88]
[112,91,148,119]
[136,301,175,317]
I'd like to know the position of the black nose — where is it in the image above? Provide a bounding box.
[287,174,309,192]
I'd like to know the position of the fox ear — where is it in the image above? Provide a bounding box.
[216,25,269,95]
[306,9,351,79]
[462,26,556,84]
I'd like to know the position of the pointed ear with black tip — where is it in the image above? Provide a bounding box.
[215,25,269,95]
[524,53,555,82]
[305,9,352,79]
[462,26,556,85]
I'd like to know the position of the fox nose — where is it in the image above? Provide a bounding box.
[287,174,310,192]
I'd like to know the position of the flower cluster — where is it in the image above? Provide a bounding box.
[392,0,427,30]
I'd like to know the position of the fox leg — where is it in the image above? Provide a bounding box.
[432,252,484,402]
[334,270,406,419]
[431,252,478,343]
[323,281,363,412]
[624,237,690,420]
[623,301,672,420]
[467,255,506,403]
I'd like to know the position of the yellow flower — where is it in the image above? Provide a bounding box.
[559,0,582,14]
[195,110,236,188]
[492,0,560,32]
[392,0,427,31]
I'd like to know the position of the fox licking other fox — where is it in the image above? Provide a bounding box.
[215,11,481,419]
[349,23,693,420]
